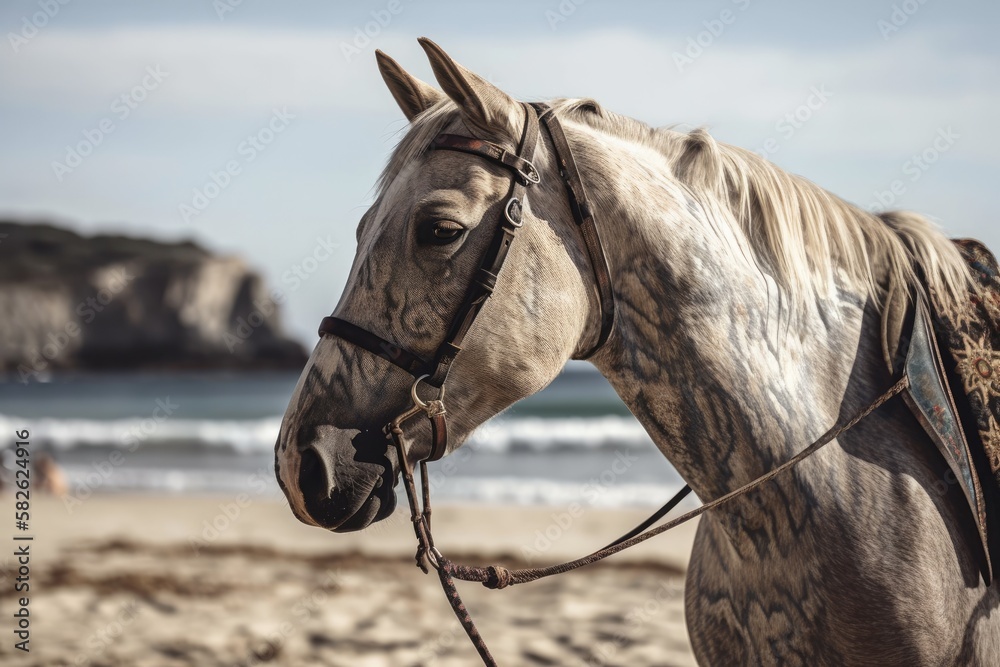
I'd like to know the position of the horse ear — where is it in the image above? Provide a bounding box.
[417,37,523,141]
[376,50,444,122]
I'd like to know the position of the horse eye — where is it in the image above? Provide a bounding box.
[419,220,465,246]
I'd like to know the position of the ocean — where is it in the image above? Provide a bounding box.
[0,365,688,509]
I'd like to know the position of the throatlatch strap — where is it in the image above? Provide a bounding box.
[533,103,616,358]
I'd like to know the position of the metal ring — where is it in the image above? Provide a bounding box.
[410,374,445,409]
[411,374,430,409]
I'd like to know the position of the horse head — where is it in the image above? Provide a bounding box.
[274,39,599,531]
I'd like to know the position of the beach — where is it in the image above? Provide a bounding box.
[0,494,698,666]
[0,371,697,665]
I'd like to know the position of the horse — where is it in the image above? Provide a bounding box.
[274,37,1000,665]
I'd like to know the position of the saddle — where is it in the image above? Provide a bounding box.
[883,239,1000,584]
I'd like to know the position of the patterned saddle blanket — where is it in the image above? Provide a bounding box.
[932,240,1000,476]
[891,239,1000,584]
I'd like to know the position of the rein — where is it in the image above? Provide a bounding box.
[389,373,910,666]
[318,102,914,665]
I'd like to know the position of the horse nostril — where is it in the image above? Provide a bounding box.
[298,447,339,525]
[293,439,397,531]
[298,447,325,491]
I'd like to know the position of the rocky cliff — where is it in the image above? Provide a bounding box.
[0,221,308,378]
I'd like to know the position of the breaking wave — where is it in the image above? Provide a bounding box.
[0,414,654,454]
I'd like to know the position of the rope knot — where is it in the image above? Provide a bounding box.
[483,565,512,590]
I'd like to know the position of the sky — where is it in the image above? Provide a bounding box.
[1,0,997,344]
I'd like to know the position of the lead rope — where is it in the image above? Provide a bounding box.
[387,374,911,666]
[390,419,500,665]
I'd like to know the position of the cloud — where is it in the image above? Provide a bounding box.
[2,23,996,160]
[1,20,996,340]
[3,26,368,115]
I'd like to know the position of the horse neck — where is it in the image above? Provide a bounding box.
[568,124,874,501]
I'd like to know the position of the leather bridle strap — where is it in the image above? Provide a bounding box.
[421,106,541,387]
[442,377,913,587]
[318,103,542,396]
[532,104,616,357]
[319,103,621,409]
[317,317,429,376]
[430,134,541,186]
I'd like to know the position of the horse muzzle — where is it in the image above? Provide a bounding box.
[279,425,399,532]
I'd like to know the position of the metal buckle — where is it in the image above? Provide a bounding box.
[505,198,524,227]
[386,374,447,434]
[518,159,541,185]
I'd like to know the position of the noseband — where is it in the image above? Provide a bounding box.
[314,102,912,666]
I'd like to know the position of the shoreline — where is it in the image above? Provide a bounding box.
[2,494,698,666]
[28,495,699,568]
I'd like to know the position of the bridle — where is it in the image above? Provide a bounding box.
[319,103,614,391]
[317,102,911,666]
[318,102,612,463]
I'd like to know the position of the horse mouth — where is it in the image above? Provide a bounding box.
[329,479,397,532]
[330,485,396,533]
[297,445,398,532]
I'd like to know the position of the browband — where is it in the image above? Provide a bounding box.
[430,134,541,186]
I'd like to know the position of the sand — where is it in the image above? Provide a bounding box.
[0,494,698,666]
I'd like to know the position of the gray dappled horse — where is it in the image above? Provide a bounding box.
[275,38,1000,665]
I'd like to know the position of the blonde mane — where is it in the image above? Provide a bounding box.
[379,98,973,311]
[548,98,972,311]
